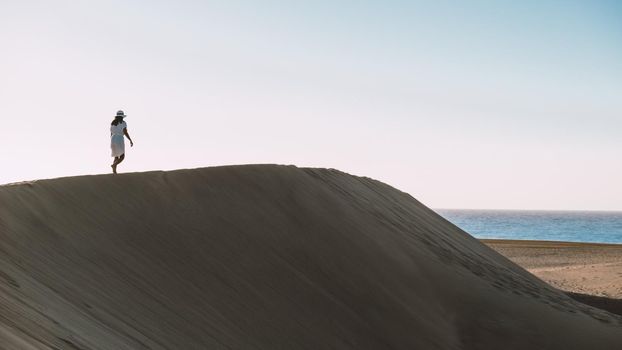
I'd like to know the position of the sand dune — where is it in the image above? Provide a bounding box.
[0,165,621,349]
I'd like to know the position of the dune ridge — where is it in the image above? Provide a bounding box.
[0,165,621,349]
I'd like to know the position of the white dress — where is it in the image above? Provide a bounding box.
[110,121,127,157]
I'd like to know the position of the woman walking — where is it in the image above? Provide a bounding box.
[110,110,134,174]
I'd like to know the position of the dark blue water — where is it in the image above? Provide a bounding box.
[436,209,622,244]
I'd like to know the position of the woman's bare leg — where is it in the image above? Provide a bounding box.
[111,154,125,174]
[111,154,124,174]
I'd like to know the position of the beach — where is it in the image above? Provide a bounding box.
[483,239,622,298]
[483,239,622,315]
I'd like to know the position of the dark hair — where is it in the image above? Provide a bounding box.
[111,116,124,126]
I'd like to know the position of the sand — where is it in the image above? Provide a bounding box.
[482,239,622,318]
[482,239,622,298]
[1,165,621,349]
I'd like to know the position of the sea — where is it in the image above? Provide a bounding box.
[436,209,622,244]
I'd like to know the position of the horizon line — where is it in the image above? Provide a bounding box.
[435,207,622,213]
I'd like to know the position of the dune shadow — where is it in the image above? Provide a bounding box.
[566,292,622,317]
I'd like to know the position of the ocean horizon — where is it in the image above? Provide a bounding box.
[436,209,622,244]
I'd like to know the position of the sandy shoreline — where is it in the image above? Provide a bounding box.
[482,239,622,301]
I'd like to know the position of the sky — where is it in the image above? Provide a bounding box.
[1,0,621,210]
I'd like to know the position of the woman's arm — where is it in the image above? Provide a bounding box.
[123,128,134,147]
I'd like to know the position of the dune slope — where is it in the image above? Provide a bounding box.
[0,165,620,349]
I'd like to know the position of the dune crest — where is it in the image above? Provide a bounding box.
[1,165,620,349]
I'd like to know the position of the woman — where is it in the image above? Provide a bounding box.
[110,110,134,174]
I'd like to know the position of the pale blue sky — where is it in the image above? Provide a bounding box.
[1,0,621,210]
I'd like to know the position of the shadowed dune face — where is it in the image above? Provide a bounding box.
[0,165,621,349]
